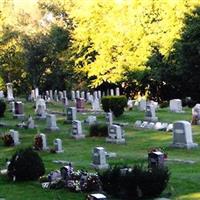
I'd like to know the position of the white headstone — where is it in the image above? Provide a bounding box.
[171,121,198,149]
[27,116,35,129]
[86,116,97,125]
[92,98,100,111]
[6,83,14,101]
[81,91,85,99]
[170,99,182,113]
[116,87,120,96]
[35,98,46,119]
[0,91,4,98]
[66,107,76,122]
[105,112,113,126]
[106,124,125,144]
[139,99,146,111]
[91,147,109,169]
[75,90,80,99]
[9,129,20,145]
[93,91,98,99]
[71,120,85,139]
[110,89,114,96]
[40,133,48,150]
[63,90,67,98]
[71,90,75,101]
[97,90,102,99]
[144,104,158,122]
[34,88,39,99]
[46,114,59,131]
[49,90,53,100]
[192,104,200,124]
[54,138,64,153]
[127,98,133,110]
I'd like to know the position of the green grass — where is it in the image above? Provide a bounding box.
[0,100,200,200]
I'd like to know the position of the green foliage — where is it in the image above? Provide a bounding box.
[101,96,127,117]
[159,101,169,108]
[0,99,6,117]
[99,165,170,200]
[89,123,108,137]
[7,147,45,181]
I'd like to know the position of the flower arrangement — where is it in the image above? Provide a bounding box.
[34,134,43,150]
[2,133,14,146]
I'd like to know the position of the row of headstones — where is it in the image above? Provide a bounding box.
[134,120,173,132]
[3,130,64,153]
[138,99,183,113]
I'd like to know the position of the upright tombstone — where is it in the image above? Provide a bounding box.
[93,91,98,99]
[169,99,183,113]
[139,99,146,111]
[92,97,100,111]
[106,124,125,144]
[86,92,91,102]
[34,88,39,100]
[81,91,85,99]
[59,91,64,101]
[97,90,102,99]
[91,147,109,170]
[71,90,75,101]
[46,114,59,131]
[66,107,76,122]
[71,120,85,139]
[27,116,35,129]
[6,83,14,101]
[54,90,59,102]
[110,89,114,96]
[105,112,113,126]
[75,90,80,99]
[36,133,48,150]
[9,129,20,145]
[86,115,97,125]
[63,90,67,98]
[76,98,85,111]
[62,97,68,106]
[171,121,198,149]
[192,104,200,125]
[54,138,64,153]
[116,87,120,96]
[35,98,46,119]
[13,101,25,119]
[49,90,53,100]
[144,104,158,122]
[127,98,133,110]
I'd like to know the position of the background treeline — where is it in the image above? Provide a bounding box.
[0,0,200,101]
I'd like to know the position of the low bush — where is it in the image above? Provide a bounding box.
[159,101,169,108]
[99,165,170,200]
[0,99,6,117]
[89,124,108,137]
[7,147,45,181]
[101,96,127,117]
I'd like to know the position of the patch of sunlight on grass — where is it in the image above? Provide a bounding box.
[179,192,200,200]
[150,134,171,141]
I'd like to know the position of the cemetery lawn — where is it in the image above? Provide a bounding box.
[1,100,200,200]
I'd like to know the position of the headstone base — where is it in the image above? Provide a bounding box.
[106,137,126,144]
[171,142,198,149]
[144,116,158,122]
[46,127,60,131]
[13,114,25,120]
[71,134,85,139]
[35,115,46,120]
[91,163,109,170]
[56,150,64,153]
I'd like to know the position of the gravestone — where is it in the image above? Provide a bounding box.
[148,150,165,168]
[71,90,75,101]
[147,122,155,129]
[49,90,53,100]
[166,123,173,132]
[62,97,68,106]
[171,121,198,149]
[6,83,14,101]
[105,112,113,126]
[27,116,35,129]
[46,114,59,131]
[140,121,148,128]
[34,88,39,99]
[59,91,64,101]
[71,120,85,139]
[106,124,125,144]
[97,90,101,99]
[116,87,120,96]
[93,91,98,99]
[91,147,109,170]
[81,91,85,99]
[86,116,97,125]
[110,89,114,96]
[144,104,158,122]
[35,98,46,119]
[76,98,85,111]
[75,90,80,99]
[36,98,46,110]
[192,104,200,125]
[127,98,133,110]
[54,90,59,101]
[40,133,48,150]
[170,99,183,113]
[9,129,20,145]
[54,138,64,153]
[139,99,146,111]
[13,101,25,119]
[63,90,67,98]
[66,107,76,122]
[92,97,100,111]
[134,120,142,128]
[86,92,91,102]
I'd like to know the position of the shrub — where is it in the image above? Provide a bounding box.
[89,124,108,137]
[159,101,169,108]
[101,96,127,117]
[99,165,170,200]
[2,134,14,146]
[0,99,6,117]
[187,99,198,108]
[7,147,45,181]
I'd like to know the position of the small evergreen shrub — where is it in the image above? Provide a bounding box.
[187,99,198,108]
[159,101,169,108]
[7,147,45,181]
[89,124,108,137]
[101,96,127,117]
[2,134,14,146]
[0,99,6,117]
[99,165,170,200]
